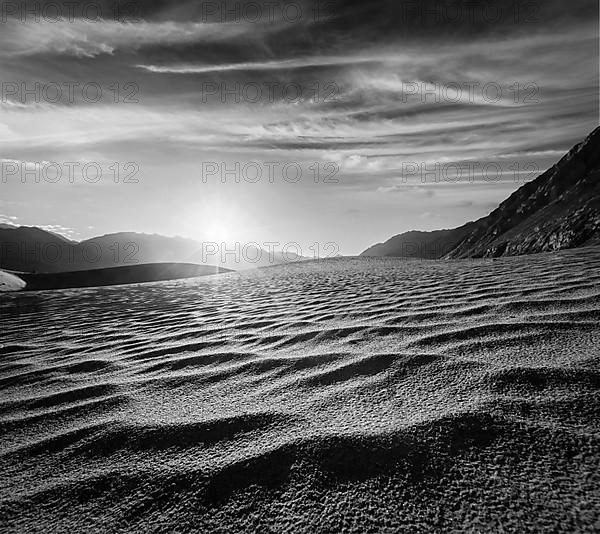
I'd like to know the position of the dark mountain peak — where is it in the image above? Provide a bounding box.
[448,126,600,258]
[0,225,74,243]
[361,127,600,259]
[361,224,475,259]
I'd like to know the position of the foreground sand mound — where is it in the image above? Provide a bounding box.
[1,247,600,532]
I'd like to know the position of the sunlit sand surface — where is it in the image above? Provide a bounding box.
[2,247,600,532]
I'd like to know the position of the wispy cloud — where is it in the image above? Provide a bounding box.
[0,214,19,225]
[136,56,383,74]
[0,19,272,58]
[0,0,597,252]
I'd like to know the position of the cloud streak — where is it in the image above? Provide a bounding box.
[0,18,273,57]
[0,0,597,253]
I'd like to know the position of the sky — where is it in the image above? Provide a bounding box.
[0,0,598,255]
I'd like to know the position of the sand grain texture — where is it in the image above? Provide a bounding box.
[1,248,600,533]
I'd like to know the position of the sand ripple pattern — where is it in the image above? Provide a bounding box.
[1,247,600,532]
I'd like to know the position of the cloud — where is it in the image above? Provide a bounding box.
[39,224,78,238]
[0,214,19,225]
[0,1,597,253]
[0,19,269,58]
[137,55,381,74]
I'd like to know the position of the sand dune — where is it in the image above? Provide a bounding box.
[1,247,600,532]
[16,263,233,291]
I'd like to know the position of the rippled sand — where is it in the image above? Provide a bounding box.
[1,248,600,532]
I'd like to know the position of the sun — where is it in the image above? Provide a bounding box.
[183,198,244,244]
[205,220,232,244]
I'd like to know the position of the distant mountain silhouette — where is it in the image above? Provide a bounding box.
[82,233,306,270]
[362,127,600,259]
[0,226,76,272]
[0,229,307,273]
[361,226,475,259]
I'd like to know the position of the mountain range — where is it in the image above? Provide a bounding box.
[2,127,599,273]
[0,229,305,273]
[361,126,600,258]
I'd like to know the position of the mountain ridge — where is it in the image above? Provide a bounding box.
[0,229,307,273]
[361,127,600,259]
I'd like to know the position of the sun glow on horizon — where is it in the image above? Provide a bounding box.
[182,197,250,245]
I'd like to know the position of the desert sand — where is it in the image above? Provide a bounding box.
[1,247,599,532]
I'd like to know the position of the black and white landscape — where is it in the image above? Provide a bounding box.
[1,0,599,532]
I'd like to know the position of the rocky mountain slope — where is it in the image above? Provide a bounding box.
[362,127,600,259]
[360,225,475,259]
